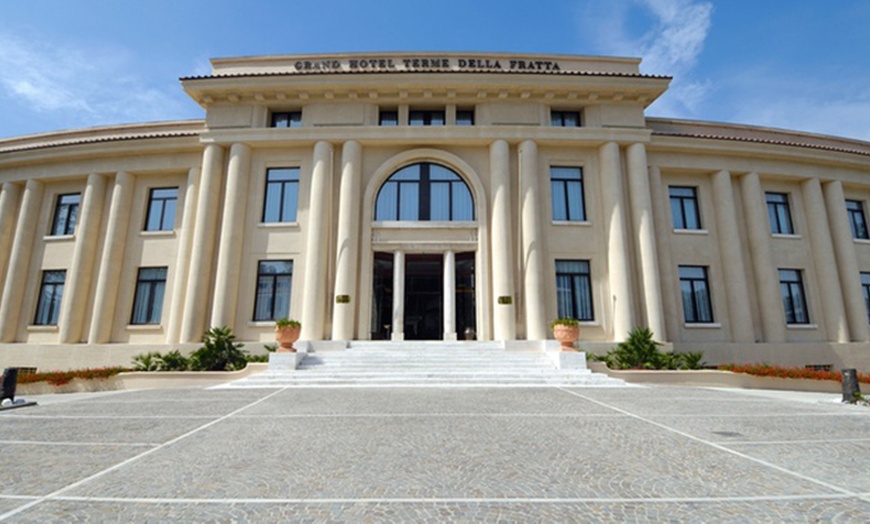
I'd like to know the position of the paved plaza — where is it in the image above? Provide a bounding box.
[0,385,868,522]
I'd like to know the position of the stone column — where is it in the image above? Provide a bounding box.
[88,172,135,344]
[711,170,754,343]
[443,250,456,340]
[648,167,680,341]
[518,140,548,340]
[59,174,107,343]
[391,250,405,340]
[0,183,23,303]
[332,140,362,341]
[211,143,252,329]
[167,167,201,344]
[802,178,849,342]
[740,172,786,342]
[626,143,666,341]
[0,180,40,342]
[824,180,870,341]
[180,144,225,343]
[599,142,633,341]
[489,140,516,340]
[300,141,333,340]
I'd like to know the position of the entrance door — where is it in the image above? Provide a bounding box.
[404,254,443,340]
[455,252,476,338]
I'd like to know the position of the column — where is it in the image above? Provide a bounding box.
[599,142,633,341]
[0,183,23,303]
[824,180,870,341]
[740,172,786,342]
[489,140,516,340]
[180,144,225,343]
[0,180,41,342]
[59,174,107,343]
[443,250,456,340]
[167,167,201,344]
[391,250,405,340]
[300,141,333,340]
[518,140,548,340]
[332,140,362,340]
[711,170,754,343]
[802,178,849,342]
[648,167,680,341]
[626,143,666,341]
[211,143,252,329]
[88,172,135,344]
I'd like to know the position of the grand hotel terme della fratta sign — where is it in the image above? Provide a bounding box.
[291,56,564,73]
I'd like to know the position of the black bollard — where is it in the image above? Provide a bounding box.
[841,368,861,404]
[1,368,18,402]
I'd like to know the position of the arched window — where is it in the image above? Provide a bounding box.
[375,162,474,221]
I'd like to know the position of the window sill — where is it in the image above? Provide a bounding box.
[43,234,74,242]
[248,321,277,327]
[373,221,477,229]
[140,230,175,238]
[577,321,599,327]
[27,325,58,332]
[551,220,591,227]
[673,229,708,235]
[126,324,163,332]
[771,233,801,240]
[853,238,870,245]
[258,222,300,229]
[786,323,817,330]
[684,322,721,329]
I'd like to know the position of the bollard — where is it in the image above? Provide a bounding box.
[1,368,18,402]
[841,368,861,404]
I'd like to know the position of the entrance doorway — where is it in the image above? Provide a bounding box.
[404,255,443,340]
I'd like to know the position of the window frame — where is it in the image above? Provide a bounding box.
[270,111,302,128]
[409,109,445,126]
[262,167,300,223]
[861,272,870,325]
[378,109,398,126]
[669,186,702,230]
[550,166,586,222]
[130,267,168,325]
[766,192,795,235]
[375,162,474,222]
[50,193,81,236]
[779,268,810,325]
[555,259,594,321]
[550,110,581,127]
[679,266,714,324]
[846,200,869,240]
[455,109,475,126]
[33,270,66,326]
[253,260,294,321]
[143,187,179,232]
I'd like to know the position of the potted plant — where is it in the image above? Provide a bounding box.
[550,318,580,351]
[274,318,301,352]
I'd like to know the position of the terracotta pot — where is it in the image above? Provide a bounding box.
[275,325,301,352]
[553,324,580,351]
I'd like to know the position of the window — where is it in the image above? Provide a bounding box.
[670,186,702,230]
[271,111,302,128]
[550,167,585,221]
[550,110,581,127]
[766,192,794,235]
[254,260,293,321]
[847,200,869,240]
[144,188,178,231]
[779,269,809,324]
[130,267,167,325]
[50,193,80,236]
[679,266,714,323]
[409,110,445,126]
[375,162,474,221]
[379,109,398,126]
[34,270,65,326]
[862,273,870,324]
[456,109,474,126]
[262,168,300,223]
[555,260,594,320]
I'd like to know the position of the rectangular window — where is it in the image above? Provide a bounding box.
[779,268,809,324]
[271,111,302,128]
[130,267,167,325]
[262,168,300,223]
[50,193,81,236]
[379,110,398,126]
[34,270,65,326]
[254,260,293,321]
[144,187,178,231]
[862,272,870,324]
[455,109,474,126]
[847,200,869,239]
[555,260,594,321]
[550,110,581,127]
[409,110,445,126]
[550,166,585,221]
[766,192,794,235]
[669,186,702,230]
[679,266,714,323]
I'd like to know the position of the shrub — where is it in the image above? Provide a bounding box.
[157,350,190,371]
[189,326,248,371]
[549,318,579,329]
[718,363,870,383]
[589,327,705,370]
[275,318,301,329]
[132,352,163,372]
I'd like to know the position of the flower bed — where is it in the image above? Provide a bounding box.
[718,363,870,384]
[17,367,129,386]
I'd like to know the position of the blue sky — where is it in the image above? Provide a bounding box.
[1,0,868,140]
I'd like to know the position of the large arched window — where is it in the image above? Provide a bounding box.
[375,162,474,221]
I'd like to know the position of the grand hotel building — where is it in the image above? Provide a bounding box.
[1,52,870,371]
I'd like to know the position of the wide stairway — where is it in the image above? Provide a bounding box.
[221,341,626,388]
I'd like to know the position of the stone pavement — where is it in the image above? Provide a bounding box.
[0,385,868,522]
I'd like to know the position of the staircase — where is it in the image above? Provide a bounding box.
[219,341,626,388]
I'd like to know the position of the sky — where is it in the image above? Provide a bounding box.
[1,0,869,140]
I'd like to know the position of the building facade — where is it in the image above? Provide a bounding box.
[2,52,870,370]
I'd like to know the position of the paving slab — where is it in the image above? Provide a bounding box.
[0,416,211,444]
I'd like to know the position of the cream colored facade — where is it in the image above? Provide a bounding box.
[2,52,870,370]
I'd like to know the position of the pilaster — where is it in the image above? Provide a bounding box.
[300,141,333,340]
[518,140,548,340]
[599,142,633,341]
[332,140,362,340]
[489,139,516,340]
[0,180,40,342]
